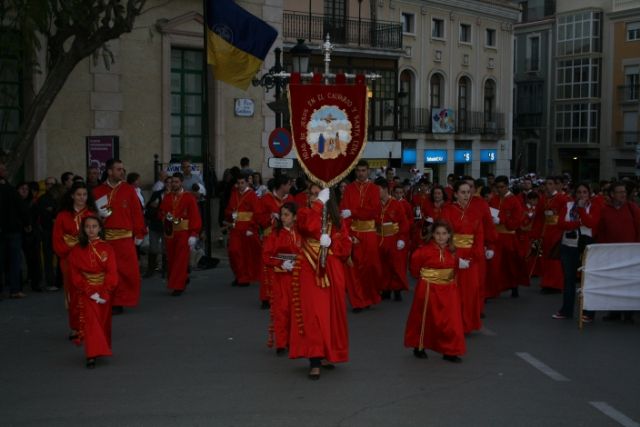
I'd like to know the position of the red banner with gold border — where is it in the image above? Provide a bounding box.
[288,74,368,187]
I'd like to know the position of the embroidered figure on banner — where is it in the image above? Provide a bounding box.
[307,105,352,160]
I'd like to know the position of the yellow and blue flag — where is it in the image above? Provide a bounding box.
[206,0,278,90]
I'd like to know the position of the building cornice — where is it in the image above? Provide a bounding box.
[514,18,555,32]
[401,0,521,22]
[607,8,640,20]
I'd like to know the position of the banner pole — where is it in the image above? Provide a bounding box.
[319,35,333,268]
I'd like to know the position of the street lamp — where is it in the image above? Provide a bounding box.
[290,39,311,74]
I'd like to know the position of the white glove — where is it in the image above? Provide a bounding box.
[281,259,294,271]
[97,206,109,218]
[544,210,554,217]
[90,292,100,302]
[458,258,470,269]
[396,240,405,250]
[96,297,107,305]
[527,212,534,218]
[188,236,198,248]
[317,188,330,204]
[492,216,500,225]
[320,233,332,248]
[341,209,352,219]
[134,238,144,246]
[232,212,238,220]
[271,212,280,221]
[425,216,434,224]
[485,249,495,260]
[246,230,254,237]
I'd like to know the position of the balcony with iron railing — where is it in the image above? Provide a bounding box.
[613,0,640,12]
[618,85,640,103]
[398,107,506,137]
[283,11,403,49]
[617,131,640,146]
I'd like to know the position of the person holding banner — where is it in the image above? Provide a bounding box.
[224,173,262,288]
[374,177,410,301]
[93,159,147,314]
[261,202,301,355]
[53,182,96,339]
[339,160,382,312]
[159,173,202,296]
[289,188,351,380]
[404,220,465,363]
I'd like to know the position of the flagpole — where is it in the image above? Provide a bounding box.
[202,0,212,257]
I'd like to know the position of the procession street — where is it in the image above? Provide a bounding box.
[1,256,639,427]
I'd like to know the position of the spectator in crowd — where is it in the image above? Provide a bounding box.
[181,158,206,198]
[86,167,101,191]
[144,175,172,278]
[152,170,169,192]
[596,182,640,323]
[17,182,43,293]
[61,171,74,189]
[252,172,268,198]
[127,172,145,209]
[240,157,253,176]
[38,181,66,291]
[0,170,29,298]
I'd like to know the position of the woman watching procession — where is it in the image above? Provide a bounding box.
[52,182,96,341]
[289,187,352,380]
[404,220,466,363]
[68,215,118,369]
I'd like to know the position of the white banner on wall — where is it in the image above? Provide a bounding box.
[582,243,640,311]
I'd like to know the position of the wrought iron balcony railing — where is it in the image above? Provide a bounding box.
[283,11,403,49]
[617,131,640,146]
[398,107,505,137]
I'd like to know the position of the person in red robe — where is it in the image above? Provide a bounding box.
[538,177,567,293]
[486,176,524,298]
[256,175,292,309]
[404,220,465,362]
[517,191,544,283]
[393,185,414,226]
[224,173,262,287]
[93,159,147,314]
[375,178,410,301]
[159,173,202,296]
[289,188,351,380]
[68,216,118,369]
[261,202,301,354]
[339,160,381,312]
[441,181,484,334]
[53,182,96,339]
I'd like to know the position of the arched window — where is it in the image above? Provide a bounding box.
[484,79,496,126]
[458,77,470,133]
[430,73,443,109]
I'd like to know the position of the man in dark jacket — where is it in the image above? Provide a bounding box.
[0,173,28,298]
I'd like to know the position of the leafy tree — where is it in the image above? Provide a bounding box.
[0,0,147,180]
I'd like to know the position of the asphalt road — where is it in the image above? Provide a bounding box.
[1,256,639,427]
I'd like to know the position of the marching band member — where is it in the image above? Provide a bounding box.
[404,220,465,363]
[93,159,146,314]
[159,173,202,296]
[375,178,410,301]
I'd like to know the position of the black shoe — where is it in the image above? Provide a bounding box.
[480,312,486,319]
[68,331,79,341]
[540,288,560,295]
[352,308,363,313]
[393,291,403,302]
[170,290,183,297]
[413,348,428,359]
[237,282,250,287]
[443,355,462,363]
[260,300,270,310]
[276,347,286,356]
[231,280,238,287]
[511,287,519,298]
[112,306,124,315]
[86,358,96,369]
[380,291,391,300]
[321,362,336,370]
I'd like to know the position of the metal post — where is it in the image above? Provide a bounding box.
[323,34,333,84]
[202,0,212,257]
[274,47,283,128]
[153,153,159,182]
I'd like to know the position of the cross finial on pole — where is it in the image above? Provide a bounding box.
[323,34,333,84]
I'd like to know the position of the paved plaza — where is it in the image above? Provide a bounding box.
[1,256,639,426]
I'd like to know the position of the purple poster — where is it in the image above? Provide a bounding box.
[86,136,119,175]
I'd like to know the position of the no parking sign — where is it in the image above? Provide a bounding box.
[268,128,293,158]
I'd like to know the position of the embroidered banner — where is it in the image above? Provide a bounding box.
[288,74,368,187]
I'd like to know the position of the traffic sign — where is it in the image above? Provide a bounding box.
[268,157,294,169]
[268,128,293,158]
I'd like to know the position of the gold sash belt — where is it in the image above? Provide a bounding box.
[453,234,474,248]
[63,234,79,247]
[377,223,400,237]
[173,220,189,232]
[496,224,516,234]
[419,268,455,284]
[83,272,105,286]
[301,239,330,288]
[105,229,133,240]
[351,219,376,232]
[263,226,272,237]
[236,211,253,222]
[545,215,559,225]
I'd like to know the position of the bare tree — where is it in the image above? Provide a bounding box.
[0,0,147,180]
